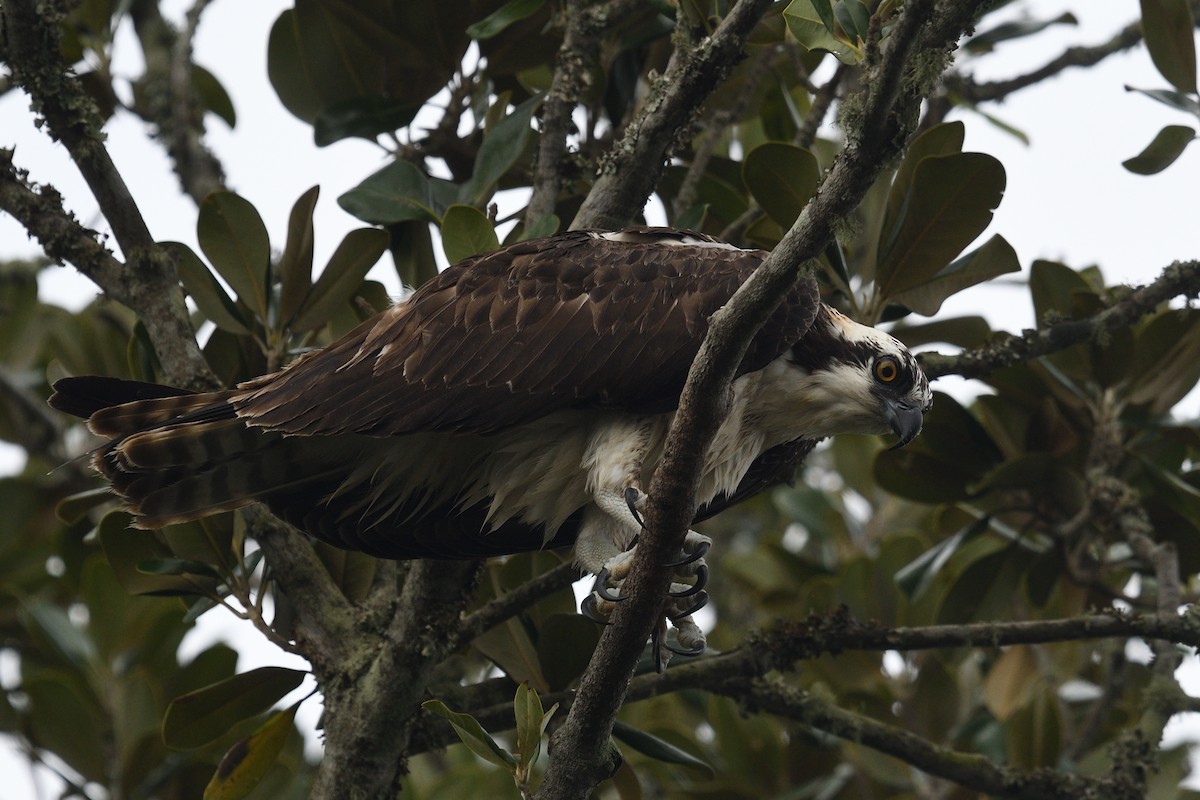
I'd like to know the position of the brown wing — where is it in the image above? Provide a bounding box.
[233,228,821,436]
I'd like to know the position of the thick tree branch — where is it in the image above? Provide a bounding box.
[570,0,775,231]
[538,4,992,797]
[424,606,1194,800]
[1,0,213,389]
[310,559,483,799]
[128,0,227,204]
[919,260,1200,380]
[527,0,640,227]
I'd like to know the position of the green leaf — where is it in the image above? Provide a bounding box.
[192,64,237,127]
[99,510,216,596]
[291,228,389,333]
[390,219,439,288]
[742,142,820,228]
[1124,84,1200,117]
[461,93,542,204]
[964,12,1077,54]
[881,121,965,249]
[1140,0,1198,93]
[521,213,560,241]
[313,96,421,147]
[833,0,869,44]
[784,0,858,63]
[1122,124,1196,175]
[442,205,501,264]
[514,682,555,773]
[204,703,299,800]
[55,486,114,525]
[167,241,251,335]
[892,315,991,349]
[612,721,714,777]
[876,152,1006,299]
[895,515,989,600]
[1028,260,1094,324]
[197,191,271,320]
[338,160,457,225]
[423,699,518,770]
[888,233,1020,316]
[278,186,320,326]
[163,666,307,750]
[20,599,98,671]
[468,0,546,40]
[1127,309,1200,412]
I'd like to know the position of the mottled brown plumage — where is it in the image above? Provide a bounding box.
[50,228,930,580]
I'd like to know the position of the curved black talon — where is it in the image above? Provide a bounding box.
[668,591,708,621]
[664,539,710,568]
[668,565,708,599]
[624,487,646,529]
[664,638,706,658]
[579,593,611,625]
[592,568,624,603]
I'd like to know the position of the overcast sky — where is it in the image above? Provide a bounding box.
[1,1,1198,796]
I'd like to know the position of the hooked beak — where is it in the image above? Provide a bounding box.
[884,399,925,450]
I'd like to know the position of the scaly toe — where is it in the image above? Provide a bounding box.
[624,487,647,529]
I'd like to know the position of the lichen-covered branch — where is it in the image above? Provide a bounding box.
[570,0,775,231]
[127,0,227,204]
[537,4,993,798]
[309,559,483,799]
[919,260,1200,380]
[1,0,213,389]
[527,0,641,227]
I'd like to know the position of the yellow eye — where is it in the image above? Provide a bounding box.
[874,356,899,383]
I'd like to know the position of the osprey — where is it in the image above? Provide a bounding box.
[51,227,932,657]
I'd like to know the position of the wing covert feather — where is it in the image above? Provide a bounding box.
[234,229,820,436]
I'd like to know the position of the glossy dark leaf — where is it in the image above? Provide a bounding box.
[338,160,457,225]
[313,96,422,147]
[876,152,1006,298]
[1122,124,1196,175]
[99,510,217,596]
[1139,0,1198,93]
[742,142,820,228]
[442,205,501,264]
[1028,260,1095,325]
[291,228,389,333]
[883,121,966,239]
[889,233,1020,316]
[467,0,546,40]
[204,703,299,800]
[192,64,237,127]
[783,0,857,63]
[1124,84,1200,117]
[461,93,542,204]
[137,557,222,579]
[612,721,714,777]
[197,192,271,320]
[163,666,307,750]
[895,516,988,600]
[832,0,869,44]
[892,315,991,349]
[278,186,320,327]
[167,241,251,335]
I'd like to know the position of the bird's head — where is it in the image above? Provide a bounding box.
[777,305,933,448]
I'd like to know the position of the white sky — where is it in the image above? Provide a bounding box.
[1,1,1198,797]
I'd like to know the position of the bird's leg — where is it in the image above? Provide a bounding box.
[576,418,711,663]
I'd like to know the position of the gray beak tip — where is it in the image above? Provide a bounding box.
[885,400,924,450]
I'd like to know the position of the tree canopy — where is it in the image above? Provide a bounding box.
[3,1,1200,798]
